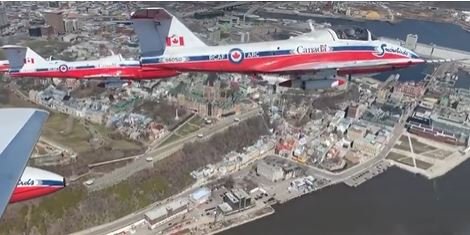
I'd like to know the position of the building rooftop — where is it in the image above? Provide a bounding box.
[190,187,211,201]
[145,206,167,221]
[225,192,239,204]
[218,202,233,213]
[231,188,250,200]
[145,198,188,221]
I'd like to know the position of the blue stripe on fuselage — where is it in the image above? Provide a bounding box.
[189,55,211,61]
[40,180,64,186]
[332,46,376,51]
[120,64,141,67]
[75,65,96,69]
[141,58,160,64]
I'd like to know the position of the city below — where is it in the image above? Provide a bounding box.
[1,1,470,235]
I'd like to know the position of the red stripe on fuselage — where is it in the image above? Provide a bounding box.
[10,67,179,80]
[144,51,412,73]
[10,186,64,203]
[0,64,9,73]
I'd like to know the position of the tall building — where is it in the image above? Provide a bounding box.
[28,26,42,37]
[0,2,8,29]
[44,10,65,35]
[64,19,79,33]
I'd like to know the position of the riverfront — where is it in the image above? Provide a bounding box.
[222,161,470,235]
[219,10,470,235]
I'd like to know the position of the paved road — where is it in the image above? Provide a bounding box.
[146,107,262,158]
[86,107,261,191]
[73,179,207,235]
[302,63,447,184]
[149,113,197,150]
[71,108,262,235]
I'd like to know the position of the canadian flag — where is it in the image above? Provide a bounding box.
[166,35,185,47]
[24,58,35,64]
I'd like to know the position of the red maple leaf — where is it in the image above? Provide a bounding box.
[232,52,240,59]
[172,38,179,44]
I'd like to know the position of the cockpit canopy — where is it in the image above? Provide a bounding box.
[331,25,378,41]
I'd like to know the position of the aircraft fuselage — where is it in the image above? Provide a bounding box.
[140,37,422,75]
[10,167,65,203]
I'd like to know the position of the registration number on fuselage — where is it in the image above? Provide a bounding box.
[161,57,185,63]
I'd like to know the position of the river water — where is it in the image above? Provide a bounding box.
[220,17,470,235]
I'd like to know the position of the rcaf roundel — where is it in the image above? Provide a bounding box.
[59,64,69,73]
[228,48,244,64]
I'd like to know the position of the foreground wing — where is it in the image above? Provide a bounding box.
[0,108,49,216]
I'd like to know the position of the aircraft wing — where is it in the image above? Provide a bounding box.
[272,58,427,72]
[83,74,122,79]
[82,70,137,79]
[0,108,49,217]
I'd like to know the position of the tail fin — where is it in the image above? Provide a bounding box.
[1,46,48,71]
[130,8,207,57]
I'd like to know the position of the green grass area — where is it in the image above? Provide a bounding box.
[387,151,433,170]
[110,139,141,151]
[0,90,38,108]
[1,115,269,235]
[423,149,452,160]
[42,113,92,153]
[394,135,437,154]
[176,123,200,136]
[400,157,433,170]
[188,115,205,127]
[160,133,184,146]
[26,187,87,235]
[88,122,141,151]
[0,167,194,235]
[160,116,202,146]
[386,151,408,161]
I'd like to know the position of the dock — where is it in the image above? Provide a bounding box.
[344,160,392,187]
